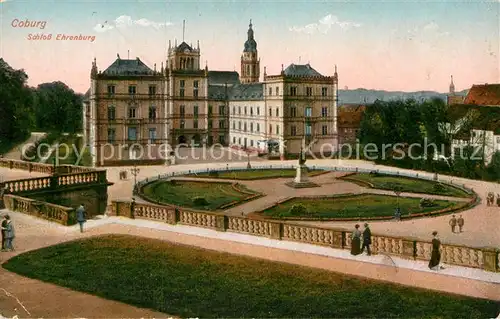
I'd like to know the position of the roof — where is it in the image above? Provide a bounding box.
[102,57,155,76]
[208,85,227,100]
[283,63,323,77]
[176,42,194,53]
[208,71,240,86]
[83,88,90,102]
[229,83,264,100]
[338,105,365,128]
[338,104,366,112]
[463,84,500,106]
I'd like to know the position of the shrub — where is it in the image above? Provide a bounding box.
[288,204,308,216]
[193,196,208,206]
[419,198,436,208]
[433,183,445,192]
[208,170,219,177]
[169,180,177,186]
[369,170,382,177]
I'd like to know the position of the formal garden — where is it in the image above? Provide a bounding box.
[260,194,461,220]
[140,179,261,210]
[341,172,471,198]
[3,235,497,318]
[184,168,326,180]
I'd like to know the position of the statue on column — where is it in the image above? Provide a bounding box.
[298,144,306,165]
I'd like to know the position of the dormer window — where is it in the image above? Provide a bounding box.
[128,85,136,95]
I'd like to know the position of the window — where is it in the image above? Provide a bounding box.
[233,137,236,144]
[257,107,260,115]
[232,106,236,114]
[305,123,312,136]
[193,120,198,129]
[291,125,297,136]
[107,128,115,143]
[250,107,253,115]
[250,140,254,147]
[322,125,328,135]
[219,135,225,144]
[149,128,157,142]
[208,120,213,129]
[244,122,247,132]
[269,124,272,134]
[238,138,241,144]
[269,87,272,95]
[149,85,156,96]
[127,127,137,140]
[305,107,312,117]
[208,136,214,145]
[244,107,247,115]
[290,107,296,118]
[290,86,297,96]
[321,107,328,117]
[269,108,271,117]
[128,85,136,95]
[239,106,241,114]
[256,123,260,132]
[193,80,199,97]
[306,87,312,96]
[219,105,225,115]
[149,106,156,120]
[322,87,327,97]
[250,123,254,132]
[128,107,137,118]
[194,105,199,117]
[180,120,185,129]
[276,125,280,135]
[107,106,116,120]
[180,80,185,97]
[238,121,242,130]
[219,120,225,129]
[232,121,235,130]
[276,108,279,117]
[180,105,185,117]
[208,105,213,115]
[107,85,115,96]
[275,87,279,96]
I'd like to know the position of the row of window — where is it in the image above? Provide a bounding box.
[179,120,226,129]
[107,80,201,97]
[107,104,226,120]
[268,86,329,97]
[107,127,157,143]
[230,106,328,117]
[230,123,329,136]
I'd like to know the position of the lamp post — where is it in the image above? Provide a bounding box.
[246,150,251,169]
[130,165,140,191]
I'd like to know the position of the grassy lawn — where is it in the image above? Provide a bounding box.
[141,180,254,210]
[3,235,497,318]
[263,194,459,219]
[345,173,470,198]
[186,168,325,180]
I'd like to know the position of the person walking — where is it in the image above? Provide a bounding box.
[457,215,464,233]
[351,224,362,256]
[1,215,6,251]
[2,215,15,252]
[428,231,444,270]
[449,215,457,233]
[76,204,86,233]
[362,223,372,256]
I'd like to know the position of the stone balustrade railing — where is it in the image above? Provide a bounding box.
[110,200,499,273]
[3,194,75,225]
[0,158,98,175]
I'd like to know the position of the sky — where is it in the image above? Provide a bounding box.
[0,0,498,93]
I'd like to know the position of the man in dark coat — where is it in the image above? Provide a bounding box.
[362,223,372,256]
[1,215,6,251]
[428,231,444,270]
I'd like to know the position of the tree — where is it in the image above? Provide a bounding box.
[0,59,34,154]
[33,81,83,133]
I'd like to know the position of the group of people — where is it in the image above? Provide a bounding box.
[486,192,500,206]
[350,223,445,271]
[1,214,15,252]
[448,215,464,233]
[350,223,372,256]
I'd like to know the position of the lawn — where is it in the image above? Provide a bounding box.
[344,173,470,198]
[141,180,255,210]
[186,168,325,180]
[262,194,459,219]
[3,235,497,318]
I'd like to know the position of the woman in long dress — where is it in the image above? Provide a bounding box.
[3,215,15,252]
[351,224,362,255]
[428,231,442,270]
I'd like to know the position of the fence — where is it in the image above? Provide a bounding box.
[111,199,498,273]
[3,194,75,225]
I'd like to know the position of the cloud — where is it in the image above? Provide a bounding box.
[289,14,361,34]
[94,15,173,33]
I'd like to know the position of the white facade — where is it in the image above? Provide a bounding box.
[451,129,500,164]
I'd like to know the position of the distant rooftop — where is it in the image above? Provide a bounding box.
[102,57,156,76]
[283,63,323,77]
[463,84,500,106]
[229,83,263,100]
[208,71,240,86]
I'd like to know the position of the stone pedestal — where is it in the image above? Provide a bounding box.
[285,164,319,188]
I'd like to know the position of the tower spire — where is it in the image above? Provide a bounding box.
[449,75,455,94]
[182,20,185,42]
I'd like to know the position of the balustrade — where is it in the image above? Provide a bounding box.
[3,194,73,225]
[228,217,272,237]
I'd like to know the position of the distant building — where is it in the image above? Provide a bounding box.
[337,104,365,145]
[83,20,339,166]
[447,75,465,105]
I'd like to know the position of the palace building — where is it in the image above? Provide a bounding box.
[83,21,339,166]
